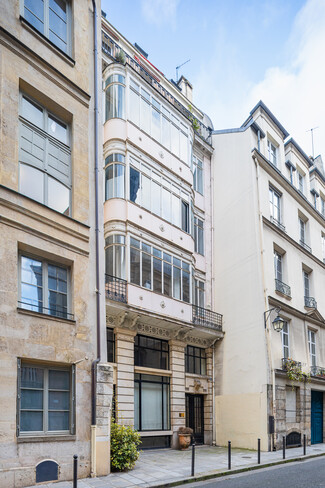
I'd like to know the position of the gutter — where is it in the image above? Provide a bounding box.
[91,0,101,477]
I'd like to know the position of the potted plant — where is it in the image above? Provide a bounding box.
[115,49,126,64]
[178,426,193,450]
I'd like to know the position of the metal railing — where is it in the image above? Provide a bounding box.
[270,216,286,232]
[304,296,317,308]
[192,305,222,331]
[275,279,291,297]
[18,301,74,320]
[105,274,127,303]
[282,358,302,371]
[310,366,325,378]
[101,31,212,144]
[299,240,312,253]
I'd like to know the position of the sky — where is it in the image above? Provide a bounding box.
[101,0,325,160]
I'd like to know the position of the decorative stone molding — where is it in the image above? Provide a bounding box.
[137,323,171,339]
[114,312,139,330]
[171,327,191,341]
[186,336,211,347]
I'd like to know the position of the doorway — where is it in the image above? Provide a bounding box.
[311,390,323,444]
[186,394,204,444]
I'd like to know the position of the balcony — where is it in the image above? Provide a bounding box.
[311,366,325,379]
[282,358,302,371]
[299,240,312,253]
[105,274,127,303]
[275,279,291,298]
[270,216,286,232]
[304,296,317,309]
[192,305,223,331]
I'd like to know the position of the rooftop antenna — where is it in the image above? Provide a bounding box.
[176,59,190,82]
[306,126,319,159]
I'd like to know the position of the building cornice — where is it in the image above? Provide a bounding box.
[268,296,325,328]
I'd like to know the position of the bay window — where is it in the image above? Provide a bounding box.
[105,74,125,120]
[193,156,203,194]
[194,217,204,255]
[105,235,126,279]
[104,154,125,200]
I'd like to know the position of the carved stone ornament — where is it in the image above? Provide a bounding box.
[137,323,171,339]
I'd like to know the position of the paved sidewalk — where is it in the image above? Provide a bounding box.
[26,443,325,488]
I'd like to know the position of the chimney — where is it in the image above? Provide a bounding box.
[177,76,193,103]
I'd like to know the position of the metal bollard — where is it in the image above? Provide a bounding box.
[73,454,78,488]
[228,441,231,470]
[257,438,261,464]
[191,438,195,477]
[282,436,285,460]
[303,434,306,456]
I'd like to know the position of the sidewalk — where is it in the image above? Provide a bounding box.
[26,443,325,488]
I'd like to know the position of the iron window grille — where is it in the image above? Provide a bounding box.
[275,279,291,297]
[192,305,222,331]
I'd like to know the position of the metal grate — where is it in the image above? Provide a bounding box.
[105,274,127,303]
[310,366,325,378]
[192,305,222,331]
[275,279,291,297]
[270,216,286,232]
[286,432,301,447]
[304,296,317,309]
[299,240,312,253]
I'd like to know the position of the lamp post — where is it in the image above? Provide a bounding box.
[264,307,284,331]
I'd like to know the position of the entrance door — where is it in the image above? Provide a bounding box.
[186,394,204,445]
[311,390,323,444]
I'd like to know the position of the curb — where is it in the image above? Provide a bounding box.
[147,451,325,488]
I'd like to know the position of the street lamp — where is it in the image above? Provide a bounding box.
[264,307,284,332]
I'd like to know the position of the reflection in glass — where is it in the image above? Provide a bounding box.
[24,0,44,34]
[20,257,43,312]
[48,115,68,144]
[20,164,44,204]
[48,176,70,215]
[21,96,43,128]
[130,167,141,204]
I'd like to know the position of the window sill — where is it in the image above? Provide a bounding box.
[139,430,173,436]
[20,16,75,67]
[185,372,210,380]
[135,366,172,376]
[275,290,292,301]
[17,434,76,443]
[17,307,76,324]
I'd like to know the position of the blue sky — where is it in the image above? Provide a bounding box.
[101,0,325,159]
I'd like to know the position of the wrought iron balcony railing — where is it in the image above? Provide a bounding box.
[105,274,127,303]
[311,366,325,378]
[282,358,302,371]
[192,305,222,331]
[275,279,291,297]
[18,301,74,320]
[304,296,317,309]
[299,240,312,253]
[270,216,286,232]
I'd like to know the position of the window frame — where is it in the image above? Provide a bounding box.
[281,321,290,359]
[297,170,305,194]
[134,373,170,432]
[134,334,169,370]
[104,153,126,200]
[269,186,281,224]
[308,329,316,367]
[185,346,207,375]
[104,74,126,121]
[105,234,126,280]
[193,155,203,194]
[17,359,75,437]
[18,253,72,320]
[21,0,72,56]
[303,270,310,298]
[107,328,115,363]
[194,217,204,255]
[267,140,277,167]
[274,250,283,282]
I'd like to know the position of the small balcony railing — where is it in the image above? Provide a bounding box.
[282,358,302,371]
[304,296,317,309]
[275,279,291,297]
[192,305,222,331]
[270,216,286,232]
[105,274,127,303]
[299,240,312,253]
[18,301,74,320]
[311,366,325,379]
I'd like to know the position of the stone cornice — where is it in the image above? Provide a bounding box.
[268,296,325,328]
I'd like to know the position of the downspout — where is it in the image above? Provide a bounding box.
[91,0,101,478]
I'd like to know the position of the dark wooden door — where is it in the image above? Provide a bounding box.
[311,390,323,444]
[186,394,204,444]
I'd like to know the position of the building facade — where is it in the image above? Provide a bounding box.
[0,1,111,487]
[101,18,223,449]
[212,101,325,451]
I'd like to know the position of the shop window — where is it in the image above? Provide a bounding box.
[134,374,170,431]
[134,335,169,370]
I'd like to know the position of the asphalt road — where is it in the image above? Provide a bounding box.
[188,457,325,488]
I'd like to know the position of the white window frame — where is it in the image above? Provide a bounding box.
[194,216,204,255]
[297,170,305,194]
[21,0,72,55]
[267,140,277,166]
[193,155,204,194]
[282,321,290,359]
[308,329,316,367]
[303,270,310,298]
[299,218,306,244]
[274,250,283,282]
[269,186,281,225]
[104,153,126,200]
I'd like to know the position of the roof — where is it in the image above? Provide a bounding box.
[285,137,313,167]
[245,100,289,139]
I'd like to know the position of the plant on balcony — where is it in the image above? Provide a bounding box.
[284,358,310,384]
[110,420,141,471]
[187,104,201,134]
[115,49,126,64]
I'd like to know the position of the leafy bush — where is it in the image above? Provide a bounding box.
[110,421,141,471]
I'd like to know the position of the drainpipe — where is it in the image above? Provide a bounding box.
[91,0,101,478]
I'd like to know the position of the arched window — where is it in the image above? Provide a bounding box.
[105,235,126,280]
[105,74,125,120]
[104,154,125,200]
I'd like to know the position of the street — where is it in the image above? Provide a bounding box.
[189,457,325,488]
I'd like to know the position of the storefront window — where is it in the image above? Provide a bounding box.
[134,374,170,431]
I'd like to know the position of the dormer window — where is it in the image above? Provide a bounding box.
[267,140,277,167]
[297,170,305,194]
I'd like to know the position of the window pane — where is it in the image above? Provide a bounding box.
[153,257,162,293]
[20,257,43,312]
[180,131,187,163]
[130,248,140,285]
[130,167,141,204]
[197,166,203,194]
[134,382,140,430]
[172,194,180,227]
[115,244,126,279]
[182,270,190,303]
[162,188,171,222]
[105,165,114,200]
[129,89,140,126]
[21,96,43,128]
[181,201,189,232]
[162,116,170,150]
[142,174,151,210]
[141,382,163,430]
[48,177,70,215]
[173,266,181,300]
[48,411,69,431]
[105,246,113,275]
[20,164,44,203]
[49,370,70,390]
[21,389,43,409]
[48,115,68,144]
[142,252,151,289]
[21,366,44,388]
[151,180,161,216]
[114,164,125,198]
[49,391,69,410]
[21,411,43,431]
[24,0,44,34]
[163,262,172,296]
[141,98,150,133]
[117,85,125,119]
[171,124,179,157]
[151,107,160,141]
[105,85,114,120]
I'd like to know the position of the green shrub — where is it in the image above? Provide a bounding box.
[110,421,141,471]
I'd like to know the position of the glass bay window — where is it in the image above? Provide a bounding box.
[104,153,125,200]
[105,235,126,279]
[105,74,125,121]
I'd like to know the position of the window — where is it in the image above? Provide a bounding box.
[19,94,71,215]
[130,238,191,303]
[299,218,306,244]
[134,335,169,369]
[274,251,282,282]
[303,270,310,298]
[104,154,125,200]
[194,279,205,308]
[269,187,281,225]
[308,330,316,367]
[105,74,125,121]
[185,346,206,375]
[267,140,277,166]
[105,235,126,279]
[282,321,289,359]
[22,0,71,54]
[193,155,203,194]
[297,170,305,194]
[19,255,71,319]
[286,387,296,422]
[107,328,115,363]
[129,157,191,232]
[134,374,170,431]
[322,234,325,262]
[194,217,204,255]
[321,197,325,217]
[17,360,75,435]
